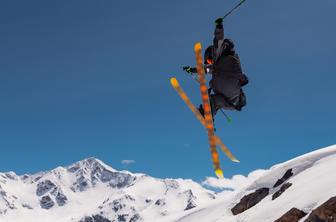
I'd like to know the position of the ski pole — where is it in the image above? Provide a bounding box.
[189,73,200,83]
[220,109,232,123]
[222,0,247,20]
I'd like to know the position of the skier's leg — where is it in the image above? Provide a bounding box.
[211,94,236,112]
[210,95,221,117]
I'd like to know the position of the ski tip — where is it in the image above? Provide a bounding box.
[170,77,179,87]
[232,159,240,163]
[215,169,224,179]
[194,42,202,51]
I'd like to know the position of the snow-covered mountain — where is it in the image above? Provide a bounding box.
[0,157,216,222]
[1,145,336,222]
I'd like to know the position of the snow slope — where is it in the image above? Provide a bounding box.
[174,144,336,222]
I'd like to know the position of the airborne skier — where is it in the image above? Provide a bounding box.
[171,1,247,178]
[183,18,248,117]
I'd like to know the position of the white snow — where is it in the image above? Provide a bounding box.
[0,144,335,222]
[175,144,336,222]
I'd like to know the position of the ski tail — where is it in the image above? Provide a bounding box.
[215,136,239,163]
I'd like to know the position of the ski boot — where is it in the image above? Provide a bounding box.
[198,104,205,118]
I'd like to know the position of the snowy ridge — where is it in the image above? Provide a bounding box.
[175,144,336,222]
[0,145,336,222]
[247,145,336,190]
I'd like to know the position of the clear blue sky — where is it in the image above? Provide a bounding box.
[0,0,335,182]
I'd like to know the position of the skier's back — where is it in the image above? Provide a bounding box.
[184,18,248,116]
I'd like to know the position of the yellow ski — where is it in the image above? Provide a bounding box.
[170,77,239,163]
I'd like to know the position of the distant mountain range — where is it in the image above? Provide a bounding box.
[1,145,335,222]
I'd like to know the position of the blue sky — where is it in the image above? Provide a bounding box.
[0,0,335,182]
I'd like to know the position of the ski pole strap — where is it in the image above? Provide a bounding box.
[222,0,246,20]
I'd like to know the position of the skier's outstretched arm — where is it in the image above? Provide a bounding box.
[214,18,224,42]
[183,65,213,74]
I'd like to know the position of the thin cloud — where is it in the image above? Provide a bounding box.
[121,159,136,165]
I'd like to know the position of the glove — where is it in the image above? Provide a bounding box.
[215,18,223,27]
[183,66,193,74]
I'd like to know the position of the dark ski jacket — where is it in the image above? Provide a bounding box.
[187,25,248,111]
[207,25,248,100]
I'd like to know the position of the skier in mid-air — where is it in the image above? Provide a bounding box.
[183,18,248,117]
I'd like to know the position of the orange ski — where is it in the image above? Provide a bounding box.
[170,77,239,163]
[194,42,223,178]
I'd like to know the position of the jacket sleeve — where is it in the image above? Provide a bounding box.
[213,25,225,62]
[214,25,224,42]
[204,64,213,74]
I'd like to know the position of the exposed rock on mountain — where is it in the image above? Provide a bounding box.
[231,187,269,215]
[274,208,307,222]
[273,169,293,188]
[40,195,54,209]
[80,215,112,222]
[36,180,56,196]
[304,196,336,222]
[272,182,292,200]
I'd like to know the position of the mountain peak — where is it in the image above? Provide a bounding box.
[63,157,137,192]
[67,157,117,174]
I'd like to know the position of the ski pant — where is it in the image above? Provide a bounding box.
[210,90,246,114]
